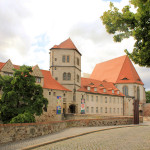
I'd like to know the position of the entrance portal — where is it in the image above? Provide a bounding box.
[69,104,76,113]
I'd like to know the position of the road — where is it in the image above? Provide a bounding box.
[32,125,150,150]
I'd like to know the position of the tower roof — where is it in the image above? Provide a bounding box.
[51,38,81,55]
[90,55,143,85]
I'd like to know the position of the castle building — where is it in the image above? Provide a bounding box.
[0,38,146,122]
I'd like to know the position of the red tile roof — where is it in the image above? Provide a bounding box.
[0,61,70,91]
[90,55,143,85]
[0,62,5,70]
[51,38,81,55]
[78,77,124,96]
[41,70,71,91]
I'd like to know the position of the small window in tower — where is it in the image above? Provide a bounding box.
[63,72,67,80]
[55,58,57,61]
[77,74,79,82]
[68,73,71,80]
[55,77,58,81]
[67,56,70,62]
[77,58,79,65]
[62,55,65,62]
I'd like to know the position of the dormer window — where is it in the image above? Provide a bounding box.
[100,84,103,87]
[103,88,106,92]
[117,91,120,94]
[36,77,41,83]
[137,78,141,81]
[87,86,90,91]
[112,90,114,94]
[94,88,97,92]
[121,77,129,80]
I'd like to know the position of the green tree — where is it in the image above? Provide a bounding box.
[101,0,150,67]
[146,91,150,103]
[0,65,48,124]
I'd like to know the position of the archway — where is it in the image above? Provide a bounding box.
[69,104,76,113]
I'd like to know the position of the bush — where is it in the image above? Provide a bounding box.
[10,112,35,123]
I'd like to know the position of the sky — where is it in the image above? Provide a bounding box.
[0,0,150,91]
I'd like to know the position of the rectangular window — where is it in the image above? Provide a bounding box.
[86,95,89,101]
[100,96,103,103]
[105,107,107,113]
[110,108,112,113]
[100,107,103,113]
[91,95,94,101]
[55,77,58,80]
[96,107,98,113]
[77,58,79,65]
[118,98,119,104]
[49,92,51,95]
[121,98,123,104]
[109,97,111,103]
[77,75,79,82]
[91,107,94,113]
[55,58,57,61]
[117,108,119,114]
[103,89,106,92]
[94,88,97,92]
[113,108,116,114]
[4,72,13,76]
[86,106,89,113]
[36,77,41,83]
[113,98,115,104]
[62,55,65,62]
[105,97,107,103]
[96,96,98,102]
[67,55,70,62]
[121,108,123,114]
[87,86,90,91]
[53,92,56,96]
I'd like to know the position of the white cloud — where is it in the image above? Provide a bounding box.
[0,0,150,90]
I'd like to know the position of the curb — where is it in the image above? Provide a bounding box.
[22,124,148,150]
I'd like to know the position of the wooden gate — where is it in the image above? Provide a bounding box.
[134,100,139,124]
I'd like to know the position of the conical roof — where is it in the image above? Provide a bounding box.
[90,55,143,85]
[51,38,81,55]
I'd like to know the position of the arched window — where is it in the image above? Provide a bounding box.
[137,86,140,100]
[63,72,66,80]
[123,86,128,96]
[68,73,71,80]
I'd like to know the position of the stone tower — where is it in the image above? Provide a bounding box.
[50,38,81,93]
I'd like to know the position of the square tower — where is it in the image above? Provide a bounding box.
[50,38,81,92]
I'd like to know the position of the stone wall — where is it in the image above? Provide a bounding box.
[143,103,150,116]
[0,117,143,144]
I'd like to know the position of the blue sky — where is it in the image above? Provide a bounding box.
[0,0,150,91]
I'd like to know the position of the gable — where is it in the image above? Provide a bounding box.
[32,65,43,78]
[1,59,14,73]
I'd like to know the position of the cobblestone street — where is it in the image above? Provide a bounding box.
[32,125,150,150]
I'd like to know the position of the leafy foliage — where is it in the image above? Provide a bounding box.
[101,0,150,67]
[0,65,48,123]
[146,91,150,103]
[10,112,35,123]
